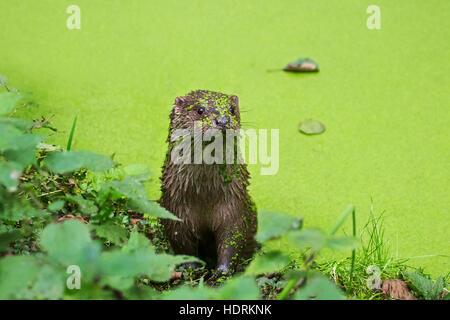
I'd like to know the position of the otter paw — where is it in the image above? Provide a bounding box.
[206,265,232,283]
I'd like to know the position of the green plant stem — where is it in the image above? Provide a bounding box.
[277,252,316,300]
[349,206,356,284]
[66,112,79,151]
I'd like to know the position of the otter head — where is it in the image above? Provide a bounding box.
[171,90,240,133]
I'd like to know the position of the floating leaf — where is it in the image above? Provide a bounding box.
[45,150,114,174]
[284,58,319,72]
[299,119,325,135]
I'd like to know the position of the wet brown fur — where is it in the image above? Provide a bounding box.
[159,90,257,275]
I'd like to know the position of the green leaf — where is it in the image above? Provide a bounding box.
[65,194,98,215]
[101,275,135,291]
[2,133,43,151]
[246,250,290,275]
[2,134,44,168]
[161,285,215,300]
[0,123,22,150]
[0,161,22,190]
[294,276,345,300]
[105,177,180,220]
[129,198,180,220]
[407,272,445,300]
[31,265,65,300]
[0,92,25,116]
[255,210,302,242]
[48,200,65,212]
[146,254,202,282]
[216,275,260,300]
[122,231,154,253]
[0,230,21,252]
[40,220,92,265]
[122,284,158,299]
[45,150,114,174]
[407,272,434,299]
[0,118,34,131]
[288,229,327,252]
[93,222,129,245]
[100,250,200,283]
[0,197,49,221]
[299,119,325,135]
[0,255,40,299]
[431,277,445,300]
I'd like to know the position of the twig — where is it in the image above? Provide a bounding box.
[37,189,63,198]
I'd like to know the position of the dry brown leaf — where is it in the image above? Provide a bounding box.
[382,279,417,300]
[171,271,183,280]
[57,214,86,224]
[130,218,140,226]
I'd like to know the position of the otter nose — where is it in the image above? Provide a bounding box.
[216,117,228,128]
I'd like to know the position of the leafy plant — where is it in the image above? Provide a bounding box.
[406,272,446,300]
[0,75,445,300]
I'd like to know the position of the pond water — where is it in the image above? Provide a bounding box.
[1,0,448,275]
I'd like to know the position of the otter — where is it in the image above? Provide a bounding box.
[160,90,258,277]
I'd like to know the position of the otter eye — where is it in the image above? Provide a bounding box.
[229,106,235,115]
[197,107,205,115]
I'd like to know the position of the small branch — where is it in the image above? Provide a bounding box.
[8,103,27,117]
[37,189,63,198]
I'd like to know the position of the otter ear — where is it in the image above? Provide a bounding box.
[230,95,239,107]
[174,96,187,113]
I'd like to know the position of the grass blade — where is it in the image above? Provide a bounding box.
[349,207,356,284]
[66,112,79,151]
[328,204,355,236]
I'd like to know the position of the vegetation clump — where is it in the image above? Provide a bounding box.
[0,76,447,300]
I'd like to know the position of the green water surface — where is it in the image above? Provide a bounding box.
[1,0,448,275]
